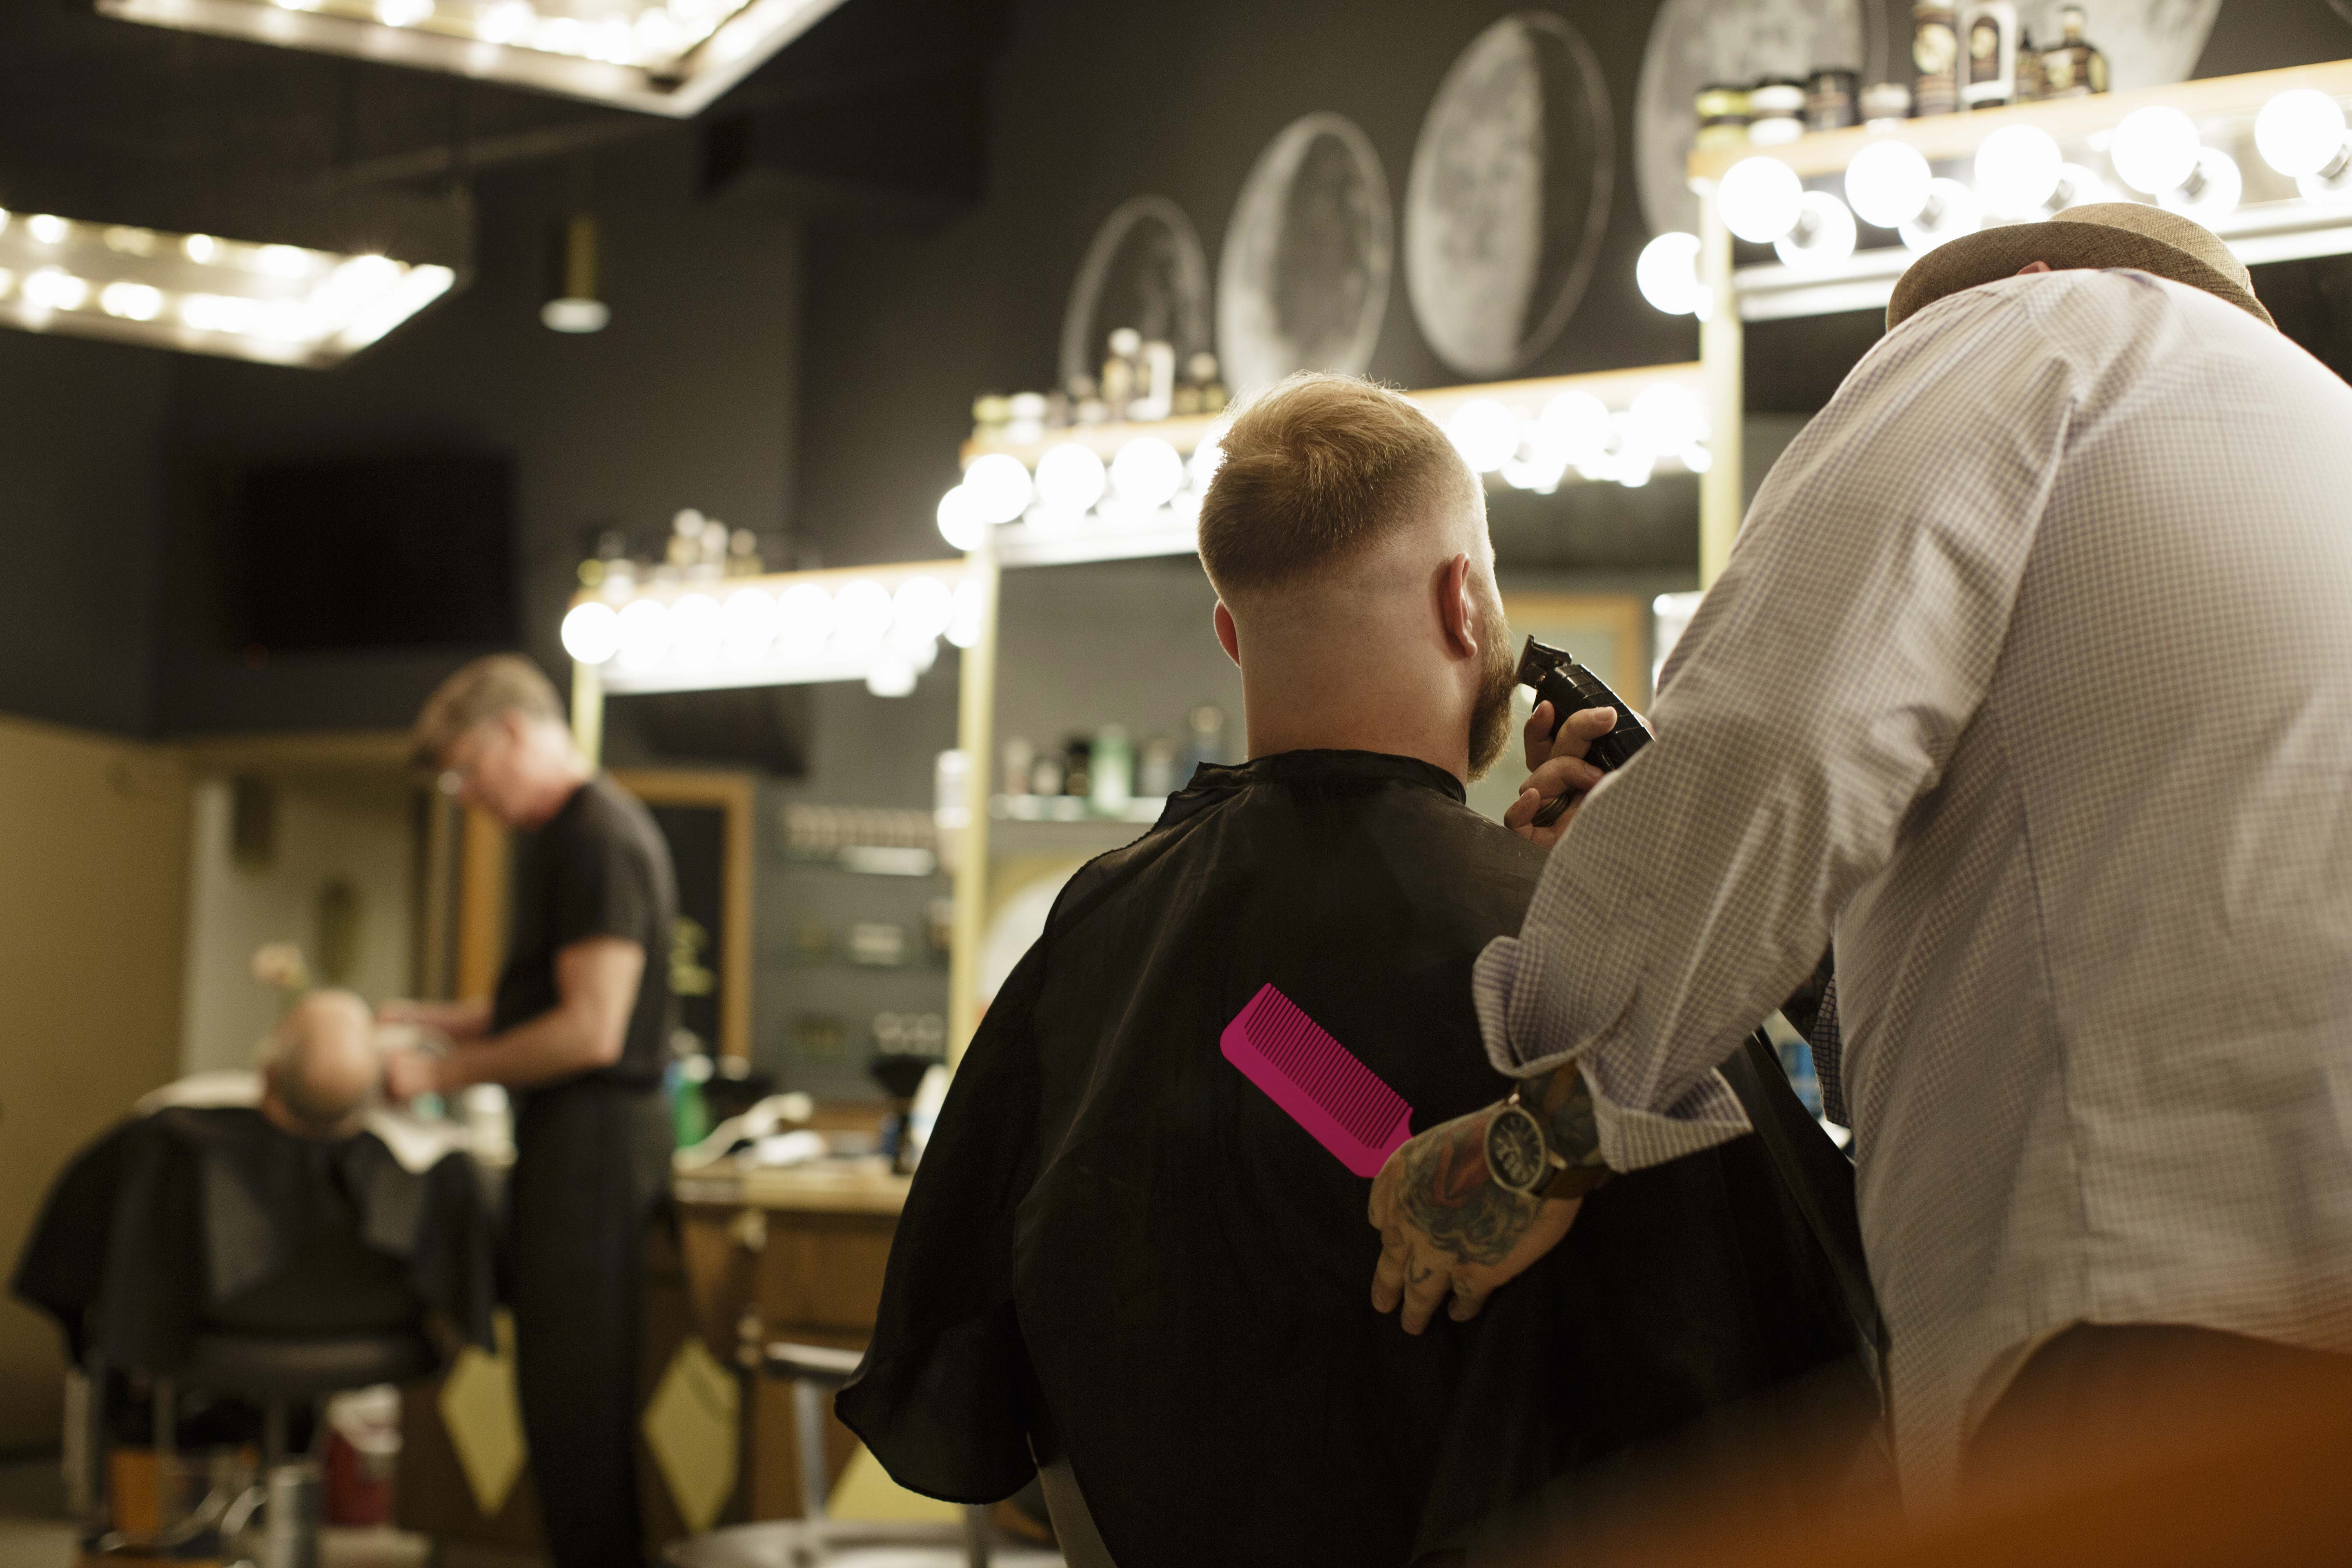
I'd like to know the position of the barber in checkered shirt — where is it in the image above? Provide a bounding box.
[1367,204,2352,1498]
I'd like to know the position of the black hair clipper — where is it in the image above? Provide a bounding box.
[1516,636,1650,826]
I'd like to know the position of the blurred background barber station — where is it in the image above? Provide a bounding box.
[2,0,2351,1565]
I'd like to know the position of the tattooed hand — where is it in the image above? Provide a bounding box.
[1368,1100,1583,1334]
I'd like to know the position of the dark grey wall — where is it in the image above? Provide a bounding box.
[153,128,802,738]
[0,331,171,735]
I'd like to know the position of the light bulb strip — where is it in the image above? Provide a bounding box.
[94,0,849,120]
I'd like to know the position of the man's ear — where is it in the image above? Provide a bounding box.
[1438,554,1477,659]
[1214,601,1241,667]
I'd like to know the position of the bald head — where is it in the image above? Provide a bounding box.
[1197,374,1517,782]
[263,990,380,1137]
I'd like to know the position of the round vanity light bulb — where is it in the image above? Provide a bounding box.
[1189,423,1229,492]
[961,452,1033,524]
[22,269,88,312]
[668,593,723,666]
[560,601,621,665]
[1974,125,2065,217]
[945,577,986,649]
[1900,178,1983,255]
[1635,232,1707,317]
[831,578,895,652]
[1537,390,1613,466]
[99,281,164,322]
[1843,139,1933,229]
[2048,163,2111,213]
[1109,436,1185,510]
[1629,383,1707,455]
[865,654,919,699]
[1773,191,1858,273]
[2159,145,2243,222]
[615,599,670,671]
[935,486,985,552]
[722,588,776,662]
[2111,105,2201,196]
[2256,89,2348,178]
[1717,156,1805,244]
[1033,442,1107,512]
[891,575,956,645]
[1446,399,1521,473]
[774,583,834,655]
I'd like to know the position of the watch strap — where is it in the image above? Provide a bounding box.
[1540,1160,1611,1202]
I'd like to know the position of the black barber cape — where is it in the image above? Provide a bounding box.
[838,751,1854,1567]
[14,1108,494,1373]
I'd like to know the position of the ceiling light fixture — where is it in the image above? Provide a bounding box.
[93,0,853,118]
[0,208,455,366]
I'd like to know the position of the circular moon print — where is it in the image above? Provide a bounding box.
[1406,11,1615,380]
[1217,112,1393,398]
[1059,196,1212,395]
[1634,0,1862,237]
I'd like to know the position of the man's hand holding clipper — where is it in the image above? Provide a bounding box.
[1502,702,1623,848]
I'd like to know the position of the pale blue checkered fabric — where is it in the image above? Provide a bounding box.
[1474,269,2352,1497]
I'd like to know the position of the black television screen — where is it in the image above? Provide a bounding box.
[238,453,516,653]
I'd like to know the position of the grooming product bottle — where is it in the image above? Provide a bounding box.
[1912,0,1959,116]
[1961,1,2019,110]
[1806,67,1861,132]
[2040,7,2108,98]
[1695,83,1752,151]
[2013,28,2043,103]
[1747,78,1807,145]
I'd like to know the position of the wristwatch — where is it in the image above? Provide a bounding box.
[1484,1092,1612,1201]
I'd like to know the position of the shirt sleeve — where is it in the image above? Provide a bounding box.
[550,811,657,953]
[1477,287,2077,1170]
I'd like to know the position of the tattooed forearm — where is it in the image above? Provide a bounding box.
[1532,1062,1604,1168]
[1392,1109,1544,1268]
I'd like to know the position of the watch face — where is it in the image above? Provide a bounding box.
[1484,1104,1549,1195]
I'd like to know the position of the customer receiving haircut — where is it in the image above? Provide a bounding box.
[1197,372,1480,600]
[410,653,566,766]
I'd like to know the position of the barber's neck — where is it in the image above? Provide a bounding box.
[1235,645,1472,783]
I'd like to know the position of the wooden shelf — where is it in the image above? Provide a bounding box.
[1689,59,2352,183]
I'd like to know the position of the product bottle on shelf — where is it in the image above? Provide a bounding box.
[1861,81,1915,127]
[1912,1,1959,116]
[1961,0,2019,110]
[1069,372,1109,426]
[1090,725,1134,817]
[1747,78,1806,145]
[2040,7,2108,98]
[2018,29,2046,102]
[1192,352,1228,415]
[1183,704,1229,781]
[1101,328,1140,419]
[1002,737,1036,798]
[1806,67,1860,132]
[1138,736,1179,797]
[1062,735,1093,799]
[1029,752,1066,797]
[1133,341,1176,422]
[1694,83,1751,151]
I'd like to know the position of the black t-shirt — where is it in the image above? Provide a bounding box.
[494,774,677,1089]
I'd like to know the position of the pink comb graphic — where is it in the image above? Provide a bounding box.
[1221,983,1413,1177]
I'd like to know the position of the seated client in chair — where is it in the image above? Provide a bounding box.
[837,375,1860,1568]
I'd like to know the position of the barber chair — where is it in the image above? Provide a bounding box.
[664,1342,1061,1568]
[88,1330,437,1568]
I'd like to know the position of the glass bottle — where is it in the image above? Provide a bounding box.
[1912,1,1959,116]
[2012,28,2042,103]
[2040,7,2108,98]
[1089,725,1133,817]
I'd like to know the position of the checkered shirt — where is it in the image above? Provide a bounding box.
[1473,268,2352,1497]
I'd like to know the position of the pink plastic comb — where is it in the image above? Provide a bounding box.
[1221,983,1414,1177]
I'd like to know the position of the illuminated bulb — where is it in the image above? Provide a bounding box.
[2256,89,2349,178]
[0,210,9,236]
[560,602,621,665]
[22,270,88,312]
[0,270,14,299]
[668,593,723,666]
[831,579,894,653]
[775,583,834,654]
[1610,412,1655,489]
[1843,139,1933,228]
[536,16,586,53]
[635,9,684,56]
[935,486,985,551]
[102,227,157,256]
[962,452,1033,524]
[2159,145,2242,222]
[1109,436,1185,509]
[1630,383,1706,455]
[2110,106,2201,196]
[476,0,535,40]
[865,654,919,699]
[98,282,163,322]
[1445,399,1521,473]
[1717,156,1804,244]
[2047,163,2110,213]
[945,577,985,649]
[616,599,670,671]
[181,293,259,334]
[184,234,218,263]
[1538,390,1613,466]
[376,0,435,24]
[722,589,775,662]
[1773,191,1858,273]
[257,244,316,278]
[891,576,956,644]
[27,215,67,245]
[254,302,320,343]
[1900,178,1982,255]
[1635,232,1707,317]
[1033,442,1107,512]
[1974,125,2065,217]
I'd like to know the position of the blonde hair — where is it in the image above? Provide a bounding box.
[410,653,564,767]
[1196,372,1479,599]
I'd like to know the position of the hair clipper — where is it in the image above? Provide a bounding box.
[1516,636,1649,826]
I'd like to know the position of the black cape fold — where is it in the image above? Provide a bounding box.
[838,751,1855,1566]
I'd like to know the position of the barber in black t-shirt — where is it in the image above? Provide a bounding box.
[383,655,676,1568]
